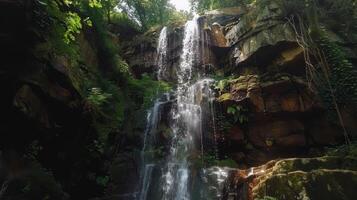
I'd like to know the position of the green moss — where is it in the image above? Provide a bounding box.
[199,152,238,168]
[127,74,172,110]
[218,93,232,102]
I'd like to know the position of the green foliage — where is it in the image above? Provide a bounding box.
[87,87,113,107]
[111,12,141,31]
[281,0,357,122]
[214,75,241,94]
[89,0,103,8]
[33,0,79,62]
[96,176,109,187]
[128,74,172,110]
[202,152,238,167]
[119,0,189,30]
[191,0,253,13]
[316,0,357,41]
[227,105,249,124]
[281,0,357,41]
[325,142,357,157]
[35,0,89,46]
[214,79,229,94]
[64,12,82,44]
[314,29,357,119]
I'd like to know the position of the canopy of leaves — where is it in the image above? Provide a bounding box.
[190,0,254,13]
[119,0,189,30]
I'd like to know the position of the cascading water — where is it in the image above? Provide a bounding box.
[157,26,168,81]
[139,94,171,200]
[138,17,230,200]
[160,17,200,200]
[138,26,170,200]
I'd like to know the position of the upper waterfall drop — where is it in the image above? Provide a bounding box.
[177,17,200,85]
[157,26,168,81]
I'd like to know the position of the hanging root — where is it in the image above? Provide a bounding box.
[286,16,351,145]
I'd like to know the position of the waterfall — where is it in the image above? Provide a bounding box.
[160,17,217,200]
[138,95,170,200]
[160,18,200,200]
[138,18,227,200]
[157,27,168,81]
[138,26,170,200]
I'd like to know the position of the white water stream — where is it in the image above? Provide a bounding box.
[138,17,230,200]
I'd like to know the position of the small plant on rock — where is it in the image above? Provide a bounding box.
[87,87,112,107]
[227,105,249,124]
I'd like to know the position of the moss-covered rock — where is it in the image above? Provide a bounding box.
[222,144,357,200]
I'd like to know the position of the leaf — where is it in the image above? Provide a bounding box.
[96,176,109,187]
[89,0,102,8]
[227,106,236,114]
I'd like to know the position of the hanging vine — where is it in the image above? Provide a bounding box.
[283,0,357,145]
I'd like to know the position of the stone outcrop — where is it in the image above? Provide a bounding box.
[222,144,357,200]
[196,0,355,166]
[215,73,343,165]
[121,0,356,168]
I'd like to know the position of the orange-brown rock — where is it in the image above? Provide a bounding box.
[221,75,320,114]
[248,120,304,148]
[215,73,342,165]
[210,23,227,47]
[228,126,245,144]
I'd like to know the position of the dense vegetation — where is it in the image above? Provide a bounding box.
[190,0,254,13]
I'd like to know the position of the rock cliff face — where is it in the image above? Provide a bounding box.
[123,25,184,82]
[127,1,356,167]
[124,1,357,199]
[204,1,357,167]
[1,0,356,199]
[0,1,143,199]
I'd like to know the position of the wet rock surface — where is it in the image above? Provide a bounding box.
[222,144,357,200]
[122,0,357,173]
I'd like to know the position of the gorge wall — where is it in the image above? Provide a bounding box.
[125,1,357,166]
[0,0,149,199]
[1,0,357,200]
[122,1,357,199]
